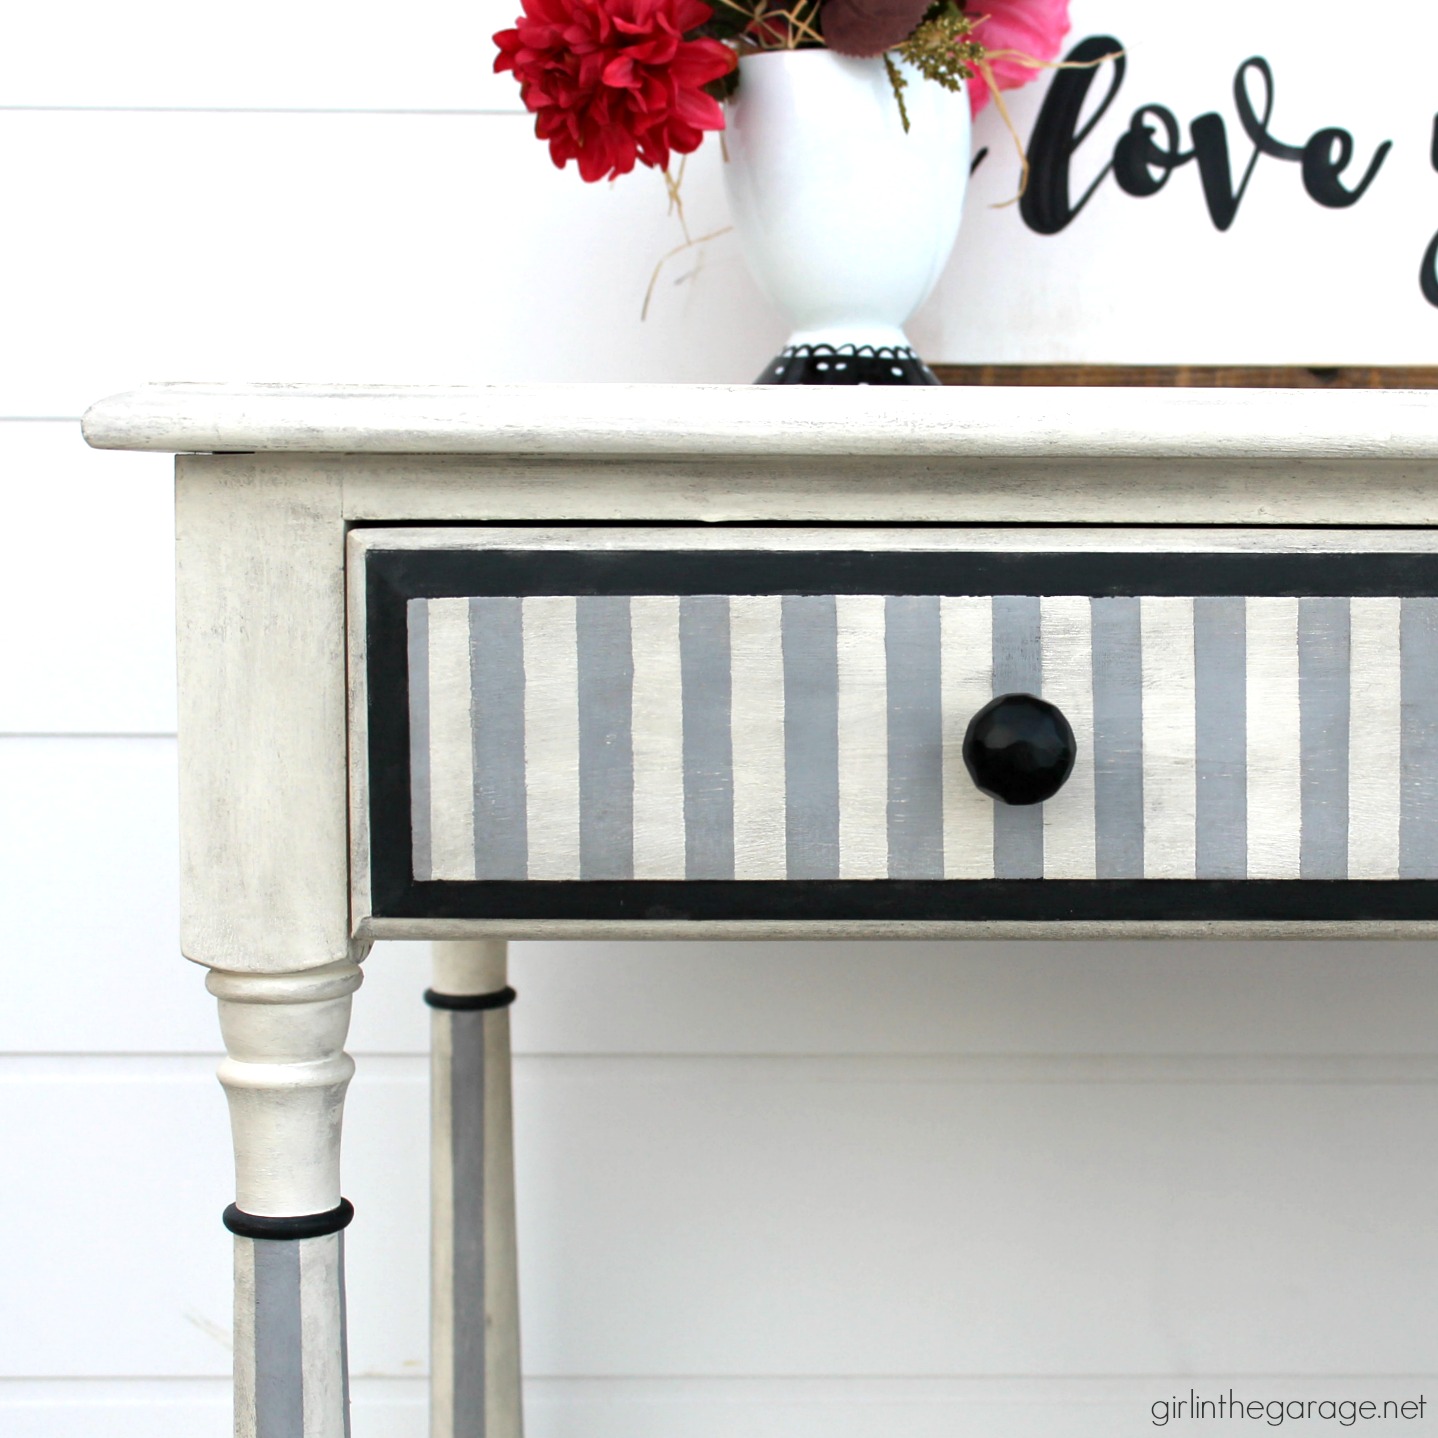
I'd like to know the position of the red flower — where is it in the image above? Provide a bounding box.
[495,0,736,182]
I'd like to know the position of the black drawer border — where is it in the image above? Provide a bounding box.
[365,545,1438,922]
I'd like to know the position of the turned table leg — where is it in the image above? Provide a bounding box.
[427,939,524,1438]
[208,960,364,1438]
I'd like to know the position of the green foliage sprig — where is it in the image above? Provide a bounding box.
[893,2,982,93]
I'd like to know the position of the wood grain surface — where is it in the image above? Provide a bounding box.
[931,364,1438,388]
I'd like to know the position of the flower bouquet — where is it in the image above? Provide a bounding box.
[495,0,1071,382]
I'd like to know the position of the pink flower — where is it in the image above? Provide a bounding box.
[494,0,735,183]
[966,0,1070,115]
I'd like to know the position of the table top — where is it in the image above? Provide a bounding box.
[80,382,1438,460]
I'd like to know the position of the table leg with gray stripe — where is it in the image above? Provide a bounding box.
[209,961,364,1438]
[428,940,524,1438]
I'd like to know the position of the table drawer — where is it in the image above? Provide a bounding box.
[351,528,1438,928]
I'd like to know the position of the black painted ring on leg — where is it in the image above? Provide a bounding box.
[223,1197,355,1241]
[424,985,518,1011]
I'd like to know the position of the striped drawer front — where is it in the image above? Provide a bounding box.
[405,592,1438,885]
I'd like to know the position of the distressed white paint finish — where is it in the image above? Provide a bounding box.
[522,597,580,882]
[348,522,1438,560]
[1040,596,1095,880]
[1140,596,1197,879]
[336,453,1438,528]
[729,595,788,880]
[835,595,888,879]
[939,596,994,879]
[427,598,477,882]
[1246,598,1304,879]
[175,459,355,972]
[206,962,361,1438]
[208,963,362,1217]
[1348,598,1404,880]
[298,1234,350,1438]
[629,597,687,880]
[70,387,1438,1438]
[82,384,1438,461]
[232,1240,256,1428]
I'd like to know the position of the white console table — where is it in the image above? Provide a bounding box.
[82,381,1438,1438]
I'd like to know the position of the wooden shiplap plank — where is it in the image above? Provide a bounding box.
[0,112,771,418]
[1,0,526,111]
[0,421,174,734]
[9,1053,1438,1379]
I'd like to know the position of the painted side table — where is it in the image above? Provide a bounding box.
[83,382,1438,1438]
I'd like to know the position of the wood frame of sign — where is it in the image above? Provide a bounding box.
[931,366,1438,388]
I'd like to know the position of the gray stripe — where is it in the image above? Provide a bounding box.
[1299,596,1351,879]
[1194,595,1247,879]
[577,596,635,879]
[451,1011,487,1435]
[253,1239,304,1438]
[469,597,528,881]
[991,595,1043,879]
[408,600,432,882]
[338,1231,351,1438]
[886,595,944,879]
[1091,596,1145,878]
[1401,597,1438,878]
[680,596,735,880]
[782,595,840,879]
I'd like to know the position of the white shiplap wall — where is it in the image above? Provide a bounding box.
[5,4,1438,1436]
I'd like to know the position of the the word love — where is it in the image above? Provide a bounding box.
[1005,37,1438,304]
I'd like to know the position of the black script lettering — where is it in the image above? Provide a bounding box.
[1189,111,1260,231]
[1233,57,1303,160]
[1302,127,1391,207]
[1112,105,1190,197]
[1020,44,1392,239]
[1019,35,1126,235]
[1421,115,1438,308]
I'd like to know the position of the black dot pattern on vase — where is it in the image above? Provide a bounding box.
[756,343,941,386]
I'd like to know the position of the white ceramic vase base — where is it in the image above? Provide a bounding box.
[722,50,971,386]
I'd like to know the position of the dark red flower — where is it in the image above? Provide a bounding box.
[495,0,736,182]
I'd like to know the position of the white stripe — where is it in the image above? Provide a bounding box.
[1246,596,1303,879]
[1140,596,1197,878]
[941,596,995,878]
[426,597,476,881]
[1348,596,1402,879]
[729,594,788,879]
[298,1234,348,1438]
[1041,595,1096,879]
[836,594,889,879]
[522,596,580,880]
[629,596,686,880]
[233,1237,257,1432]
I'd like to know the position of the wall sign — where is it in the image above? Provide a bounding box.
[924,0,1438,363]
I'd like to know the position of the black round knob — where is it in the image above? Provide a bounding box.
[963,693,1077,806]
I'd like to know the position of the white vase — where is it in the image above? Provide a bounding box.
[722,48,971,384]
